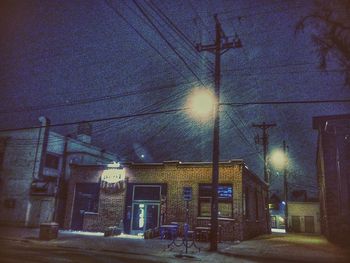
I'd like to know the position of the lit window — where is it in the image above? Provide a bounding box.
[198,184,233,217]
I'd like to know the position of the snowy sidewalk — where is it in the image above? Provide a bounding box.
[0,226,349,262]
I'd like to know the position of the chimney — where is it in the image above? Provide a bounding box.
[76,122,92,144]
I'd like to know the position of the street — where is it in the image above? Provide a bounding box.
[0,239,168,263]
[0,231,349,263]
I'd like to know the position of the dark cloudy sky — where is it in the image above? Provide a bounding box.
[1,0,349,197]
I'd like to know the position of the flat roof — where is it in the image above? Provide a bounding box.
[70,159,245,169]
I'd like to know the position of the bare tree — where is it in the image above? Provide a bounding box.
[296,0,350,86]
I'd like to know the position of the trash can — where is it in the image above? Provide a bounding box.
[39,222,59,240]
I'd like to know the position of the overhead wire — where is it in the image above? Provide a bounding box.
[131,0,206,86]
[146,0,214,71]
[222,99,350,107]
[123,0,212,74]
[224,111,264,161]
[104,0,191,84]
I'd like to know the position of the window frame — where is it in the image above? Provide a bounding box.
[198,183,233,218]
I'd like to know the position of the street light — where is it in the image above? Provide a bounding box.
[186,87,220,250]
[270,148,287,171]
[186,88,217,122]
[270,141,289,232]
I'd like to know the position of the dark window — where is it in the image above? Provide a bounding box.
[133,185,161,201]
[45,153,60,169]
[198,184,233,217]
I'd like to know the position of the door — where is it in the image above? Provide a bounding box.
[71,183,99,230]
[131,203,159,234]
[304,216,315,233]
[291,216,301,232]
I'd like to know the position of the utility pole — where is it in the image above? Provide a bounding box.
[196,15,242,251]
[253,122,276,184]
[283,140,289,232]
[253,122,276,234]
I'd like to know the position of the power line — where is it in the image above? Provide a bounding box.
[0,108,186,133]
[224,111,260,155]
[104,0,190,83]
[127,0,212,73]
[132,0,205,86]
[146,0,214,72]
[222,98,350,106]
[187,0,214,42]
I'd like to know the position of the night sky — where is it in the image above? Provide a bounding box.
[1,0,349,197]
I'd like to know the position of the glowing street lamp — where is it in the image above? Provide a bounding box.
[186,88,217,122]
[270,141,289,232]
[270,148,288,171]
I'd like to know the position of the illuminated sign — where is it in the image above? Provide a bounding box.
[101,168,125,183]
[218,186,233,198]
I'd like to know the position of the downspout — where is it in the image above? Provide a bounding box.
[32,118,45,180]
[37,116,51,180]
[335,126,343,215]
[53,135,69,223]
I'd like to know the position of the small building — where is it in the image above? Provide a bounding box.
[287,202,320,234]
[0,117,117,227]
[313,114,350,243]
[64,160,269,241]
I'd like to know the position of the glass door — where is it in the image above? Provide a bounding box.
[131,203,159,234]
[146,204,159,230]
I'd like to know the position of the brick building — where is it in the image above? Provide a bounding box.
[0,117,117,227]
[313,114,350,243]
[64,160,268,241]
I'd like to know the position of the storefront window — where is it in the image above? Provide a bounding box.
[198,184,233,217]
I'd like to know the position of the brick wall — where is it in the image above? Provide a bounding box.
[64,165,125,231]
[66,161,268,241]
[123,161,243,241]
[242,167,269,240]
[318,130,350,243]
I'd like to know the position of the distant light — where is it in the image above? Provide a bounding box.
[141,154,145,159]
[282,201,286,205]
[270,149,287,170]
[186,88,217,122]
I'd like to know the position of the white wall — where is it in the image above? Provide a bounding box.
[0,128,43,226]
[288,202,320,234]
[0,128,118,227]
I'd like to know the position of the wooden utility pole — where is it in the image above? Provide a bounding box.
[253,122,276,233]
[283,140,289,232]
[253,122,276,184]
[196,15,242,251]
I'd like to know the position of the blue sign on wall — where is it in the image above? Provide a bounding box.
[218,186,233,198]
[183,187,192,201]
